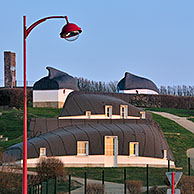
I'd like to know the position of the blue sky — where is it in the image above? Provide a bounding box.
[0,0,194,87]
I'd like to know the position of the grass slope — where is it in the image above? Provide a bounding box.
[146,107,194,118]
[0,108,61,150]
[151,113,194,171]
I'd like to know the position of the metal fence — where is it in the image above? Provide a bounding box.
[28,158,194,194]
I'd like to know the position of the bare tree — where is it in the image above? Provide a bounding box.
[76,77,118,93]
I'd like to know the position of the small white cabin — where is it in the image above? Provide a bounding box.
[33,67,79,108]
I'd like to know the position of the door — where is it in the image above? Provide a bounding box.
[104,136,118,167]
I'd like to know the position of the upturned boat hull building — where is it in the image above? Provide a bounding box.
[4,91,174,168]
[4,68,174,168]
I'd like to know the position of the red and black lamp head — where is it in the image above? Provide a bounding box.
[60,16,82,41]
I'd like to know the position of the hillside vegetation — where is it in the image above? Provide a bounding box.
[0,107,194,172]
[1,107,194,186]
[0,107,61,150]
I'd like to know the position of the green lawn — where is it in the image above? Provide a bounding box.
[151,113,194,171]
[67,167,168,186]
[146,107,194,117]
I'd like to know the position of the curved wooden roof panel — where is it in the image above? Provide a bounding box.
[4,120,174,161]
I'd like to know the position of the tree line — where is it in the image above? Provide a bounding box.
[159,85,194,96]
[76,77,194,97]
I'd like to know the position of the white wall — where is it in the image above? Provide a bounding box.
[18,155,175,168]
[58,89,74,102]
[119,89,159,95]
[33,89,73,103]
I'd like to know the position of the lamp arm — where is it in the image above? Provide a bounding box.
[25,16,66,38]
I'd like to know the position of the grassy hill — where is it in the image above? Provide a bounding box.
[1,108,194,162]
[0,107,61,150]
[1,107,194,186]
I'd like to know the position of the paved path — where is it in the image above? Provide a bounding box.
[151,111,194,134]
[71,176,167,194]
[71,177,124,194]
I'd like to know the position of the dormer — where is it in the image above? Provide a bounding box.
[140,111,146,119]
[120,105,128,119]
[105,105,112,118]
[85,111,91,119]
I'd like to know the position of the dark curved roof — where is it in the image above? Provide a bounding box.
[59,91,142,117]
[33,67,79,91]
[117,72,159,93]
[3,119,174,161]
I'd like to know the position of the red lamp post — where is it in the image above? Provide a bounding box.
[23,15,82,194]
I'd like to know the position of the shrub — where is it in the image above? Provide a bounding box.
[150,185,167,194]
[178,175,194,194]
[0,166,22,194]
[126,180,142,194]
[0,88,32,109]
[28,174,41,188]
[0,149,2,165]
[0,151,22,194]
[36,157,66,182]
[86,183,104,194]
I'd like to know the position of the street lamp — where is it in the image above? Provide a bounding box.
[23,15,82,194]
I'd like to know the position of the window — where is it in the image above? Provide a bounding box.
[120,105,128,119]
[105,106,112,118]
[40,148,46,157]
[77,141,89,156]
[85,111,91,119]
[129,142,139,156]
[105,136,118,156]
[140,111,146,119]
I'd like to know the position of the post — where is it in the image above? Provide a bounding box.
[23,15,28,194]
[188,157,191,176]
[46,179,49,194]
[168,160,170,172]
[124,168,127,194]
[69,175,71,194]
[54,176,57,194]
[41,182,43,194]
[172,172,175,194]
[102,170,104,185]
[29,187,31,194]
[146,164,149,194]
[84,172,87,194]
